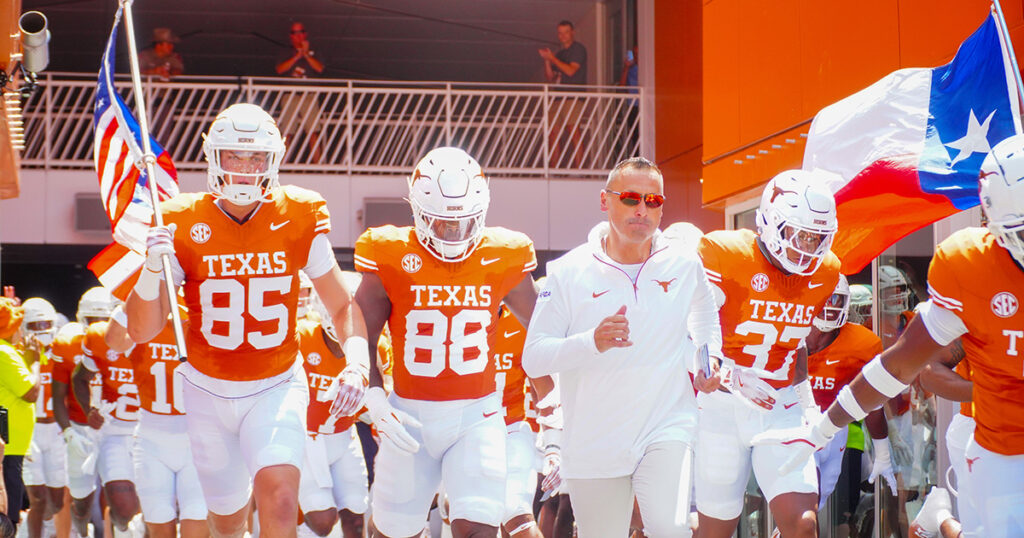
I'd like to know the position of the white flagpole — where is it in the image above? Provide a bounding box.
[119,0,187,361]
[993,0,1024,131]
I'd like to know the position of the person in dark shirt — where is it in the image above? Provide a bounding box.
[539,21,588,168]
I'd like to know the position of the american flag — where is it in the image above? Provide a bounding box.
[89,7,179,298]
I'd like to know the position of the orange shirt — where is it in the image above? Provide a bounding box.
[492,305,529,426]
[808,323,882,409]
[128,313,189,415]
[160,186,330,381]
[699,229,840,389]
[355,225,537,401]
[955,357,974,418]
[297,319,363,434]
[82,321,139,422]
[928,227,1024,455]
[50,323,94,425]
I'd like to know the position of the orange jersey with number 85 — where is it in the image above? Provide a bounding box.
[699,229,840,389]
[160,186,330,382]
[354,226,536,401]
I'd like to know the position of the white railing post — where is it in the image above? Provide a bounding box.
[445,82,453,145]
[542,84,550,179]
[43,72,52,169]
[346,80,353,175]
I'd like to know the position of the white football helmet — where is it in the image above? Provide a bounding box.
[202,103,285,205]
[77,287,117,326]
[22,297,58,346]
[408,147,490,262]
[812,275,850,332]
[879,265,910,315]
[756,170,837,275]
[979,134,1024,266]
[848,284,873,325]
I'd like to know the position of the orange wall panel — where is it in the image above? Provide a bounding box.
[703,0,741,159]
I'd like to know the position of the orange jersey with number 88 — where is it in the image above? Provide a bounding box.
[354,226,536,402]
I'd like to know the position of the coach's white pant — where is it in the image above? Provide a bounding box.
[566,441,693,538]
[946,413,982,535]
[134,412,207,524]
[299,427,368,515]
[695,388,818,520]
[963,433,1022,537]
[23,422,68,488]
[814,426,849,509]
[182,365,309,516]
[371,393,506,538]
[503,421,539,524]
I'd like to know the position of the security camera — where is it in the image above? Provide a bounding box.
[19,11,50,73]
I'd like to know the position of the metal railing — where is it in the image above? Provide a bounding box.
[19,72,641,177]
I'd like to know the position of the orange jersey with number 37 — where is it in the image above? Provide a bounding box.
[699,229,840,389]
[82,321,139,422]
[354,226,537,401]
[128,313,189,415]
[927,227,1024,455]
[160,186,330,382]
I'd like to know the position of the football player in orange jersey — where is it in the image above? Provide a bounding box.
[19,298,69,538]
[804,276,897,511]
[125,103,370,538]
[52,288,117,538]
[696,170,841,538]
[353,147,538,538]
[72,307,144,538]
[295,284,369,538]
[121,305,208,538]
[754,134,1024,538]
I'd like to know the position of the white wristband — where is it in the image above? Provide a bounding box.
[862,355,908,398]
[133,268,163,301]
[110,305,128,328]
[341,336,370,378]
[815,412,842,439]
[541,428,562,451]
[795,379,815,409]
[836,385,868,420]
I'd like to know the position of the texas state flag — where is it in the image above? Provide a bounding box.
[803,12,1021,274]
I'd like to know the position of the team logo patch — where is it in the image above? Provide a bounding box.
[306,352,321,366]
[991,292,1018,318]
[653,278,677,292]
[402,253,423,274]
[190,223,211,244]
[750,273,770,292]
[537,289,552,303]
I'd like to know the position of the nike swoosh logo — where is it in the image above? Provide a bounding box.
[783,402,799,410]
[808,282,824,289]
[481,258,500,266]
[825,359,840,365]
[593,290,610,298]
[503,330,521,338]
[483,410,498,418]
[270,220,290,231]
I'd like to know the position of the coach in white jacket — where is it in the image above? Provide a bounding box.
[523,157,723,538]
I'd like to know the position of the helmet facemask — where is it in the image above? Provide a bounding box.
[23,297,58,347]
[756,170,837,276]
[407,147,490,263]
[813,288,850,332]
[202,103,285,206]
[411,201,486,262]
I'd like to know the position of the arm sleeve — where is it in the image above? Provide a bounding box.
[921,243,969,346]
[917,300,968,347]
[302,233,336,278]
[0,348,34,397]
[353,230,379,273]
[522,264,599,377]
[686,259,724,358]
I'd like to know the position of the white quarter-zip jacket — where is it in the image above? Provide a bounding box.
[523,222,723,479]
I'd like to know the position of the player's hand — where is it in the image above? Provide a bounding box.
[62,428,95,461]
[693,355,723,393]
[365,387,422,454]
[724,366,778,411]
[594,305,631,353]
[145,224,177,272]
[86,407,105,429]
[750,412,836,474]
[869,438,899,496]
[2,286,20,306]
[327,368,368,417]
[909,487,953,537]
[541,445,563,493]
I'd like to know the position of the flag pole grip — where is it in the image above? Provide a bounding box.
[120,0,187,362]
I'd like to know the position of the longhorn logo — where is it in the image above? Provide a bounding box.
[770,185,797,202]
[653,278,677,292]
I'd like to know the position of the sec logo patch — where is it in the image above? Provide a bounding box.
[750,273,770,293]
[991,292,1018,318]
[402,253,422,274]
[190,223,211,244]
[306,352,321,366]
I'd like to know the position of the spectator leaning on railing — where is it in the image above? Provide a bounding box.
[0,295,39,532]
